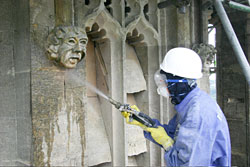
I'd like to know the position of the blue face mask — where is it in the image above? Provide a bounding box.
[166,79,188,97]
[160,70,196,104]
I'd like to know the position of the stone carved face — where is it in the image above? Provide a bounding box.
[192,43,217,69]
[46,26,88,68]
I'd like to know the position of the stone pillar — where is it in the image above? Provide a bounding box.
[247,13,250,167]
[55,0,73,26]
[0,1,18,166]
[0,0,32,166]
[177,9,191,47]
[109,0,125,26]
[215,10,249,166]
[30,0,87,166]
[14,0,32,165]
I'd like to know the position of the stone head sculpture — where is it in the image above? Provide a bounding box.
[192,43,217,70]
[46,26,88,68]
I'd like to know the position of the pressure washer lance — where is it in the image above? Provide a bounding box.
[108,97,157,128]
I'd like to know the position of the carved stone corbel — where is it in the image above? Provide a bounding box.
[46,26,88,68]
[192,43,217,93]
[192,43,217,74]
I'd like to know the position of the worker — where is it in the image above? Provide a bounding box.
[121,47,231,166]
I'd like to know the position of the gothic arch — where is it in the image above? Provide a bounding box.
[125,15,162,165]
[84,8,123,40]
[126,16,159,46]
[81,8,127,166]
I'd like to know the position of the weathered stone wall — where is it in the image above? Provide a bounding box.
[0,0,32,166]
[0,1,17,165]
[0,0,225,166]
[216,10,250,166]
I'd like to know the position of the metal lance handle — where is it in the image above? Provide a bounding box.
[108,97,157,128]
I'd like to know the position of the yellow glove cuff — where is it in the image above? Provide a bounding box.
[161,137,174,151]
[145,126,174,151]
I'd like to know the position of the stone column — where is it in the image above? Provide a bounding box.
[247,12,250,167]
[215,10,249,166]
[30,0,87,166]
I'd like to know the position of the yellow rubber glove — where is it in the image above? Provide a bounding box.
[121,105,147,130]
[145,126,174,151]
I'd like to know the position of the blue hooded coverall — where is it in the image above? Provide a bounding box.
[144,87,231,166]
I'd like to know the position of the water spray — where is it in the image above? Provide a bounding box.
[65,71,157,128]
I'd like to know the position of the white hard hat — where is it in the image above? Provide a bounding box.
[160,47,203,79]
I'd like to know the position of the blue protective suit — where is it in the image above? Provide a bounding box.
[144,87,231,166]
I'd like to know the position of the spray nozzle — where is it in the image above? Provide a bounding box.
[108,97,123,109]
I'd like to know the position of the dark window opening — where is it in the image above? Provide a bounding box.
[85,0,89,5]
[143,4,149,21]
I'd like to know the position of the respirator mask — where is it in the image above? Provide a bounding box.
[154,69,191,98]
[154,69,170,98]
